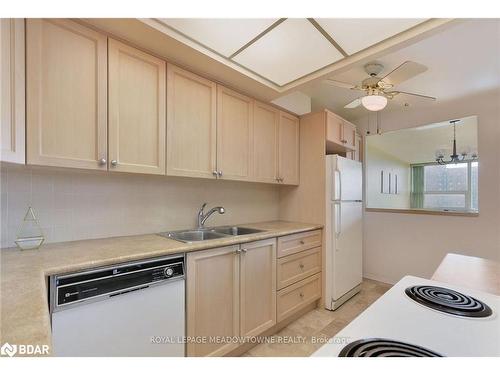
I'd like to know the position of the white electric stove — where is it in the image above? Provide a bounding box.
[312,275,500,357]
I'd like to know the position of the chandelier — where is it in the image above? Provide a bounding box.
[435,120,477,165]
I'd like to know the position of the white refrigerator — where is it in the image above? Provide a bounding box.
[325,155,363,311]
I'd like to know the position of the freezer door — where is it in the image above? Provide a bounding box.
[332,201,363,300]
[331,156,362,201]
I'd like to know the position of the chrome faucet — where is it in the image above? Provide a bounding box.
[197,203,225,228]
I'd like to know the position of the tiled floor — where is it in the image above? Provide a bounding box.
[243,278,391,357]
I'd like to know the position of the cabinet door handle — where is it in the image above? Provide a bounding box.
[110,160,118,167]
[241,248,248,253]
[234,249,242,255]
[299,292,304,298]
[300,240,305,245]
[218,171,223,177]
[299,263,304,269]
[212,171,218,177]
[98,158,107,166]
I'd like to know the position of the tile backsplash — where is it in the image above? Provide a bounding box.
[0,164,280,248]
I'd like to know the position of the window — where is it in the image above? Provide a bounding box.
[411,161,478,211]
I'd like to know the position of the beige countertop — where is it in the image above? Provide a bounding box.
[432,253,500,296]
[0,220,322,353]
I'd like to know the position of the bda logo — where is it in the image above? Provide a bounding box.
[1,342,17,357]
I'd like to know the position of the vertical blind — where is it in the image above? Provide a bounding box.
[410,165,424,208]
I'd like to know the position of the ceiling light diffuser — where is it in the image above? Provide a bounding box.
[361,95,388,111]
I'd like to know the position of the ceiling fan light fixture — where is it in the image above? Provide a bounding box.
[361,94,387,111]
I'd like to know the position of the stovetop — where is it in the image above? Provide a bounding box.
[312,276,500,357]
[338,338,443,357]
[405,284,492,318]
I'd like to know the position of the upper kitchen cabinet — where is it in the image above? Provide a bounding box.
[108,39,166,175]
[325,110,357,153]
[253,101,279,184]
[278,111,300,185]
[26,19,108,170]
[342,121,357,149]
[166,64,217,179]
[347,131,363,162]
[1,19,25,164]
[216,85,254,181]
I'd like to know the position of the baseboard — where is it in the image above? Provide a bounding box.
[363,272,397,285]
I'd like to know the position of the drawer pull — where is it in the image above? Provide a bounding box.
[299,292,304,298]
[300,240,305,245]
[299,263,304,269]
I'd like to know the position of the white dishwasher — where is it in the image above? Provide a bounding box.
[50,254,185,357]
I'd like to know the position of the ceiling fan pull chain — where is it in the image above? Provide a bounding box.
[376,111,381,135]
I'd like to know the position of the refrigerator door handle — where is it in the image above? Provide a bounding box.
[334,201,341,239]
[334,169,342,201]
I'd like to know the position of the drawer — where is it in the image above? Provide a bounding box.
[277,273,321,322]
[277,230,322,258]
[277,247,321,290]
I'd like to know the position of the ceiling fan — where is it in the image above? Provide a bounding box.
[324,61,436,111]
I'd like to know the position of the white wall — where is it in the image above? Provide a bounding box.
[355,89,500,284]
[0,164,280,248]
[366,144,411,209]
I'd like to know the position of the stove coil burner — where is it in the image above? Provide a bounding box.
[339,338,443,357]
[405,285,492,318]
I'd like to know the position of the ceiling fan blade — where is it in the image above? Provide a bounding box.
[388,91,436,101]
[324,79,364,91]
[344,98,362,109]
[381,61,428,86]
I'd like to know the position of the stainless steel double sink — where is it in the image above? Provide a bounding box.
[157,226,264,243]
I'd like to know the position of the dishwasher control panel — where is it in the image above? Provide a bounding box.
[50,255,184,311]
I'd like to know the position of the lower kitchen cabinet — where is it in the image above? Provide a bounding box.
[276,230,323,322]
[186,245,240,357]
[277,273,321,322]
[240,238,277,338]
[186,238,277,356]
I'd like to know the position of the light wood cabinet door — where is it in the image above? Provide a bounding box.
[277,273,321,322]
[278,111,299,185]
[342,121,356,150]
[253,101,279,184]
[187,245,240,357]
[1,19,25,164]
[216,85,253,181]
[240,238,277,338]
[108,39,166,175]
[326,111,343,145]
[26,19,107,170]
[166,64,217,179]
